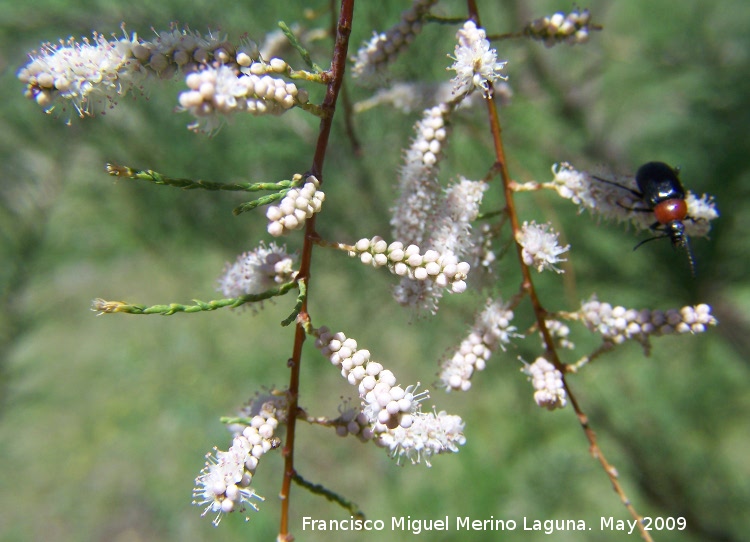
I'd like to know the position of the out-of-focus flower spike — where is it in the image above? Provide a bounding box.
[351,0,438,85]
[524,8,598,47]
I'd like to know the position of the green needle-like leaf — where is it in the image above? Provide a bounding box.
[92,281,298,315]
[106,163,293,192]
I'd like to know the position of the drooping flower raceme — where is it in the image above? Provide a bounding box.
[517,221,569,273]
[314,327,466,465]
[448,20,508,97]
[217,242,297,298]
[439,298,521,391]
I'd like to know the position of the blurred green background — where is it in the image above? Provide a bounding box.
[1,1,748,541]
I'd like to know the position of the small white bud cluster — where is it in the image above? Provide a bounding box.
[349,236,471,293]
[410,104,450,169]
[314,327,426,431]
[266,176,325,236]
[217,242,297,299]
[543,319,575,350]
[524,357,567,410]
[579,298,718,347]
[351,0,438,84]
[549,163,719,239]
[229,392,288,437]
[242,57,290,75]
[333,406,372,441]
[524,9,593,46]
[449,20,508,97]
[440,298,520,391]
[517,221,570,273]
[132,26,244,75]
[179,63,308,133]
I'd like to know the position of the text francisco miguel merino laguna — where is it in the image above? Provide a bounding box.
[302,515,645,535]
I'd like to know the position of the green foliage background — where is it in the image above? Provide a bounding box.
[1,1,748,541]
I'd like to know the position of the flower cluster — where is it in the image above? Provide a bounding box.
[448,20,508,97]
[193,400,281,526]
[331,404,372,440]
[133,25,246,75]
[392,177,488,312]
[543,319,575,350]
[314,327,466,465]
[266,175,325,237]
[217,242,297,299]
[524,9,594,46]
[579,297,718,349]
[18,31,147,120]
[351,0,438,84]
[439,299,520,391]
[178,62,308,133]
[549,162,719,238]
[348,237,471,293]
[17,24,309,133]
[17,25,254,123]
[517,221,570,273]
[524,357,567,410]
[376,409,466,466]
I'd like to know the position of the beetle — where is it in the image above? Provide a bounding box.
[593,161,696,275]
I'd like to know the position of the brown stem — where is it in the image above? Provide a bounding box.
[277,1,354,540]
[474,4,650,538]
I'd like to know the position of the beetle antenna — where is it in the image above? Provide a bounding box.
[633,234,697,277]
[632,235,667,251]
[591,175,642,198]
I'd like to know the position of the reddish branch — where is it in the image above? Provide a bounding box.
[471,3,652,540]
[277,0,354,540]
